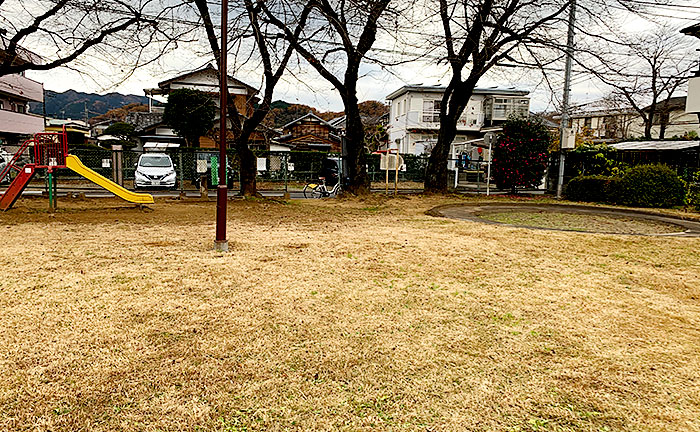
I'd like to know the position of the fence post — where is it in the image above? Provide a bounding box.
[111,144,123,186]
[178,150,184,194]
[283,153,288,193]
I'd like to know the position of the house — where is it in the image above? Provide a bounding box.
[45,118,89,146]
[569,108,638,142]
[681,23,700,123]
[124,111,182,151]
[385,85,529,157]
[568,97,700,142]
[634,96,700,139]
[276,112,341,152]
[141,64,269,148]
[0,35,44,146]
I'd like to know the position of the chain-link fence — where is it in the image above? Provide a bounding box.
[11,146,513,194]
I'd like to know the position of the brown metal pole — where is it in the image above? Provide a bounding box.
[214,0,229,252]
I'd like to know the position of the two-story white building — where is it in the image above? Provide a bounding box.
[385,85,530,156]
[0,36,44,146]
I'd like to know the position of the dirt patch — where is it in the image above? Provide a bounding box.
[480,210,684,235]
[434,202,700,237]
[1,195,699,431]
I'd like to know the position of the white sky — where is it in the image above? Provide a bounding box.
[21,3,700,114]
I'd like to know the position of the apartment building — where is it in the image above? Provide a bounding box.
[0,36,44,146]
[385,85,529,156]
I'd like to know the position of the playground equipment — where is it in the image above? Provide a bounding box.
[0,128,154,211]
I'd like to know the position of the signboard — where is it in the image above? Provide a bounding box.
[196,159,208,174]
[210,156,219,185]
[380,153,404,170]
[257,157,267,171]
[102,159,111,168]
[561,128,576,150]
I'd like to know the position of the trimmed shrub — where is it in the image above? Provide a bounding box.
[565,175,617,203]
[616,164,685,208]
[685,171,700,210]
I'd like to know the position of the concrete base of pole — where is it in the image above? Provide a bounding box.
[214,240,229,252]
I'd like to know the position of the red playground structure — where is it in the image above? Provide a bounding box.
[0,128,67,211]
[0,127,153,211]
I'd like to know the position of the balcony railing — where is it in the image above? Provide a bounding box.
[401,110,484,130]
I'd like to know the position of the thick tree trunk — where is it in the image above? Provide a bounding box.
[342,95,370,195]
[237,139,257,196]
[424,115,458,193]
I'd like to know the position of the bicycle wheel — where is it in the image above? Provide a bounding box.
[303,184,324,198]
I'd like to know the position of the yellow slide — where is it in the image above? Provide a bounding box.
[66,155,154,204]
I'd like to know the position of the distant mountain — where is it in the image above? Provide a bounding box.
[28,90,150,120]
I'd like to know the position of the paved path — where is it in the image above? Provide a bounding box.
[430,202,700,237]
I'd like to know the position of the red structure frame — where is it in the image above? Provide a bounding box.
[33,128,68,170]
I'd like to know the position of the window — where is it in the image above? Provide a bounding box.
[16,104,26,114]
[491,97,530,120]
[422,100,440,123]
[584,117,592,128]
[0,100,4,110]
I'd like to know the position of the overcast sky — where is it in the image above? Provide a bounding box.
[20,2,700,114]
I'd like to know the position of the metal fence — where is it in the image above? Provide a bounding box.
[6,147,504,194]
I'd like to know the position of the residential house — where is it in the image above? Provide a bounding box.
[635,96,700,139]
[140,64,272,149]
[276,112,341,152]
[0,35,44,146]
[569,97,700,142]
[45,118,89,146]
[385,85,529,159]
[569,108,637,142]
[681,23,700,123]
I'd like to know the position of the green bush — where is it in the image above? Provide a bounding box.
[616,164,685,208]
[685,171,700,210]
[564,175,619,203]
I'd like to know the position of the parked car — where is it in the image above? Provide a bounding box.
[134,153,177,189]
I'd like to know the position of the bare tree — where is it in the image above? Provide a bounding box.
[0,0,198,78]
[263,0,397,194]
[423,0,571,193]
[193,0,311,196]
[577,27,696,140]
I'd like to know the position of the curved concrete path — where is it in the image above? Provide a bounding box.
[429,202,700,237]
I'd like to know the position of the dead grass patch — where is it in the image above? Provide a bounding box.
[0,195,699,431]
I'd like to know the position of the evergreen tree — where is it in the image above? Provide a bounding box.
[163,89,216,147]
[491,116,552,194]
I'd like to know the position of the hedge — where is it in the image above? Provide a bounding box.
[564,165,685,208]
[564,175,619,203]
[616,164,685,208]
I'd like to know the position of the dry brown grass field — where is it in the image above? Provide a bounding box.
[0,195,699,431]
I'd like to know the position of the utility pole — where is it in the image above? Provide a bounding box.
[556,0,576,199]
[214,0,229,252]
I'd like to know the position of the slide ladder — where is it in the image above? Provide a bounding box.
[0,138,34,183]
[65,155,154,204]
[0,164,36,211]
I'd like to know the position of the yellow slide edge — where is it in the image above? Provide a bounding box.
[66,155,155,204]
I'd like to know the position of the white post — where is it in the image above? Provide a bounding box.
[486,140,492,196]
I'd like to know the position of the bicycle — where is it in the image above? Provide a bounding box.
[303,176,341,198]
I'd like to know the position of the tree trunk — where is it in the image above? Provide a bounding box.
[644,107,654,140]
[424,115,458,193]
[234,133,257,197]
[342,95,370,195]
